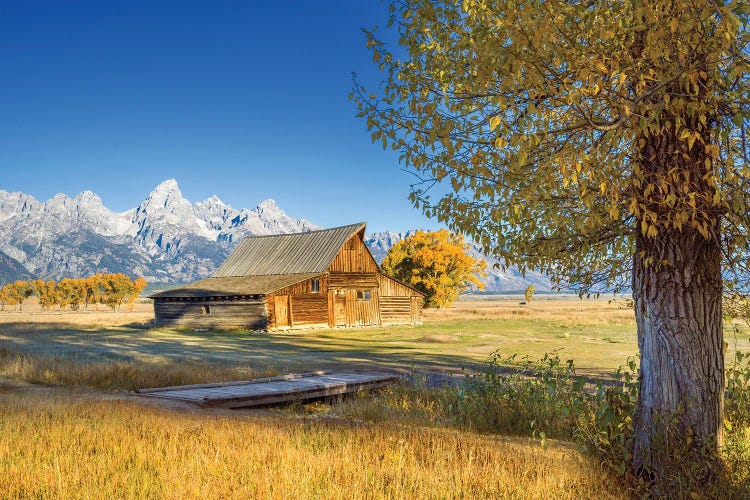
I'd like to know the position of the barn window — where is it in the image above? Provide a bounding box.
[356,290,371,301]
[202,305,211,315]
[311,279,320,293]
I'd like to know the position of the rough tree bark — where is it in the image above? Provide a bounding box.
[631,129,725,476]
[632,229,724,474]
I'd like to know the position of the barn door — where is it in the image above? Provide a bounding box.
[274,295,291,328]
[335,294,346,326]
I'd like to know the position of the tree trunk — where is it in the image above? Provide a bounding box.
[631,227,724,476]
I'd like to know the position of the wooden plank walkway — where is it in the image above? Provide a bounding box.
[134,371,399,409]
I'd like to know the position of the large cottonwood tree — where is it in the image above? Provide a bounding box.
[354,0,749,475]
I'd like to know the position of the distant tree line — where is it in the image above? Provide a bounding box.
[0,274,148,312]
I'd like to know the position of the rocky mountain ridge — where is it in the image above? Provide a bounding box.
[0,179,317,283]
[0,179,552,291]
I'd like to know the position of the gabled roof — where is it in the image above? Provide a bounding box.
[150,273,322,298]
[213,222,367,277]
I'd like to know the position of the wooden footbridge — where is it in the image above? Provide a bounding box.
[135,371,399,409]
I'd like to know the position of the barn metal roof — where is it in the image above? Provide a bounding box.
[149,273,322,298]
[213,222,367,277]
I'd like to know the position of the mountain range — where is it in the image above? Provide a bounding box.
[0,179,552,292]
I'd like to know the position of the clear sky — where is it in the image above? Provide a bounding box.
[0,0,442,233]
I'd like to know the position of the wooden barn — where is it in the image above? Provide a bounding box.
[150,223,424,330]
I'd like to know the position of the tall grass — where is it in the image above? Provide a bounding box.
[0,348,275,390]
[0,392,627,499]
[330,351,750,497]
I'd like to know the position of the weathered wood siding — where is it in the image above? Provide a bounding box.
[329,235,378,273]
[267,275,329,330]
[322,271,380,327]
[267,293,329,329]
[289,294,329,327]
[411,296,423,324]
[377,274,424,325]
[344,288,380,326]
[327,291,348,327]
[153,298,267,330]
[272,275,328,296]
[328,272,378,290]
[377,274,418,297]
[273,295,290,328]
[379,296,412,324]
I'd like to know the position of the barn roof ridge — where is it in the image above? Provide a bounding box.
[213,222,368,278]
[235,222,367,239]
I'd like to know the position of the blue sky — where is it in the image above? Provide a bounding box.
[0,1,441,233]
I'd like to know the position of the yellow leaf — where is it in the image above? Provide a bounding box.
[489,116,501,131]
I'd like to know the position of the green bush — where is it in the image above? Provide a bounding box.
[452,351,637,468]
[726,351,750,428]
[331,349,749,496]
[448,350,749,496]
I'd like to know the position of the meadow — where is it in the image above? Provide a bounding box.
[1,296,748,498]
[0,296,650,378]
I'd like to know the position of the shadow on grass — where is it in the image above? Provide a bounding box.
[0,321,485,374]
[0,321,627,382]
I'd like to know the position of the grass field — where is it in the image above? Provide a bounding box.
[1,296,748,497]
[1,296,747,379]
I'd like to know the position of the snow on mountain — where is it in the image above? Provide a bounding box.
[0,179,317,283]
[129,179,218,256]
[364,230,554,293]
[0,179,551,291]
[464,243,554,292]
[217,199,321,243]
[194,195,239,232]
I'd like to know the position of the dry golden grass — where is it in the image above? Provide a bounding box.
[0,348,275,391]
[1,296,747,497]
[424,296,637,326]
[0,300,154,327]
[0,390,627,499]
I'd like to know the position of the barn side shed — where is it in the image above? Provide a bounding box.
[150,223,424,330]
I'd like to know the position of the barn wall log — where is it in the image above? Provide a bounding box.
[328,273,378,289]
[153,299,268,329]
[290,294,329,326]
[379,296,412,324]
[377,274,420,297]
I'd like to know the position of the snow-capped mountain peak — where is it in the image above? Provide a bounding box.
[216,198,319,243]
[194,195,238,232]
[0,179,319,282]
[0,179,553,291]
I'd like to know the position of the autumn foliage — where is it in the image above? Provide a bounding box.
[382,230,485,308]
[0,274,147,312]
[355,0,749,477]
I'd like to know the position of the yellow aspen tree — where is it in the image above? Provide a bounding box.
[382,229,486,307]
